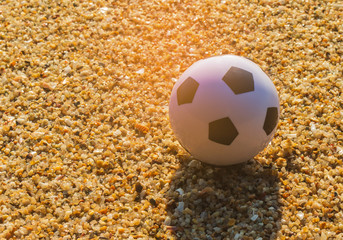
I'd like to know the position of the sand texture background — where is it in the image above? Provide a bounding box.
[0,0,342,239]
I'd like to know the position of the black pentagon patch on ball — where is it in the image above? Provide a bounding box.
[222,66,254,94]
[177,77,199,105]
[209,117,238,145]
[263,107,278,135]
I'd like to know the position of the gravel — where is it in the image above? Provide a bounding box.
[0,0,342,239]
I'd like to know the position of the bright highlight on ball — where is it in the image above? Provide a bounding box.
[169,55,280,166]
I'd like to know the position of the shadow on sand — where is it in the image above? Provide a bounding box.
[166,158,281,239]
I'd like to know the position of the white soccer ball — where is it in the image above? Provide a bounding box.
[169,55,280,166]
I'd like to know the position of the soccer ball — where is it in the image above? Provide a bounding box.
[169,55,279,166]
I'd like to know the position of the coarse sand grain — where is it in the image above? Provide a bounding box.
[0,0,342,239]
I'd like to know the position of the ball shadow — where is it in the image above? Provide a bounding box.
[165,158,281,239]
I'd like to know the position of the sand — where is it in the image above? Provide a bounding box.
[0,0,342,239]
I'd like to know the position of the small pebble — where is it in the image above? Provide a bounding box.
[297,211,304,220]
[250,214,259,222]
[175,188,184,196]
[176,202,184,212]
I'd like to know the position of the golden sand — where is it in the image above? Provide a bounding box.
[0,0,342,239]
